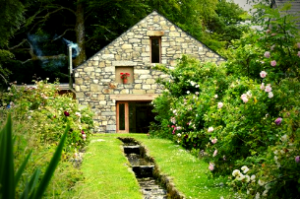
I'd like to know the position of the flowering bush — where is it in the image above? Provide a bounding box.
[151,2,300,198]
[2,79,94,154]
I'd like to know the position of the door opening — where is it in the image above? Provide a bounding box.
[116,101,155,133]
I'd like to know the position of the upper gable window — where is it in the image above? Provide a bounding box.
[150,37,161,63]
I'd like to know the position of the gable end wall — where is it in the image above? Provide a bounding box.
[74,11,225,133]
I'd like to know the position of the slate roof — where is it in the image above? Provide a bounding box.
[273,0,300,29]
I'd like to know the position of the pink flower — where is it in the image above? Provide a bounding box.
[241,94,248,103]
[268,91,274,98]
[213,149,218,157]
[81,130,85,134]
[295,156,300,163]
[270,60,277,67]
[211,138,218,144]
[209,162,215,171]
[260,83,265,90]
[297,43,300,49]
[297,51,300,57]
[274,117,282,125]
[218,102,223,109]
[260,71,267,78]
[264,51,270,58]
[208,127,214,132]
[264,84,272,93]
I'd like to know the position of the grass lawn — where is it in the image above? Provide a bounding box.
[72,133,230,199]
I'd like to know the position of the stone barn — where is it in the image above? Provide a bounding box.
[73,11,225,133]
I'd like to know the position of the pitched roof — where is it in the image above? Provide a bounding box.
[273,0,300,29]
[74,10,225,70]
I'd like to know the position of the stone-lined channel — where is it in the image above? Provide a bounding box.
[118,137,183,199]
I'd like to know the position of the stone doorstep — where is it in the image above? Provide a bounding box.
[123,145,140,149]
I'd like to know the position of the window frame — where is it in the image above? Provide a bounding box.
[150,36,161,63]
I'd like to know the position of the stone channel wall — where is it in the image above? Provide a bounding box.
[74,11,225,133]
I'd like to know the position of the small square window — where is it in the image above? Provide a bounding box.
[115,66,134,84]
[150,37,161,63]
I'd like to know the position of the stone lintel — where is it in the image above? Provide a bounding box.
[112,61,137,66]
[110,94,159,101]
[147,31,164,36]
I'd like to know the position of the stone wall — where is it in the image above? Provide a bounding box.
[74,11,225,133]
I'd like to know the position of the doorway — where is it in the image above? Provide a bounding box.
[116,101,155,133]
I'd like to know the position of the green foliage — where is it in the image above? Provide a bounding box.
[0,113,68,199]
[0,0,25,47]
[151,2,300,198]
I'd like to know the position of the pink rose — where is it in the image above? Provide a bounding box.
[211,138,218,144]
[271,60,277,67]
[260,71,267,78]
[265,84,272,93]
[264,51,270,58]
[260,83,265,90]
[217,102,223,109]
[209,162,215,171]
[241,94,248,103]
[213,149,218,157]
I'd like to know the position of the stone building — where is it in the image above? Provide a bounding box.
[74,11,225,133]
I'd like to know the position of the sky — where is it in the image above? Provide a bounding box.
[232,0,254,11]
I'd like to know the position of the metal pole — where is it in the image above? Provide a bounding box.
[68,45,73,89]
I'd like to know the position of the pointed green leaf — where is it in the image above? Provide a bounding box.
[31,126,69,199]
[15,151,32,186]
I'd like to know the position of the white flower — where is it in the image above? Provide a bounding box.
[245,175,250,183]
[7,87,10,91]
[251,175,256,181]
[195,91,199,95]
[187,90,190,94]
[214,94,218,98]
[281,134,288,142]
[241,166,249,174]
[190,81,196,86]
[255,192,260,199]
[246,90,252,98]
[195,84,199,88]
[236,173,245,181]
[75,112,81,117]
[258,179,265,186]
[220,197,224,199]
[232,169,240,177]
[262,190,268,197]
[28,116,32,119]
[177,133,181,137]
[208,127,214,132]
[217,102,223,109]
[268,91,274,98]
[46,77,49,80]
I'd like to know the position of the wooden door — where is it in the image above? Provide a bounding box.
[116,102,129,133]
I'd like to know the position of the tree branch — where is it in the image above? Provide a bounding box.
[8,39,27,50]
[52,29,75,42]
